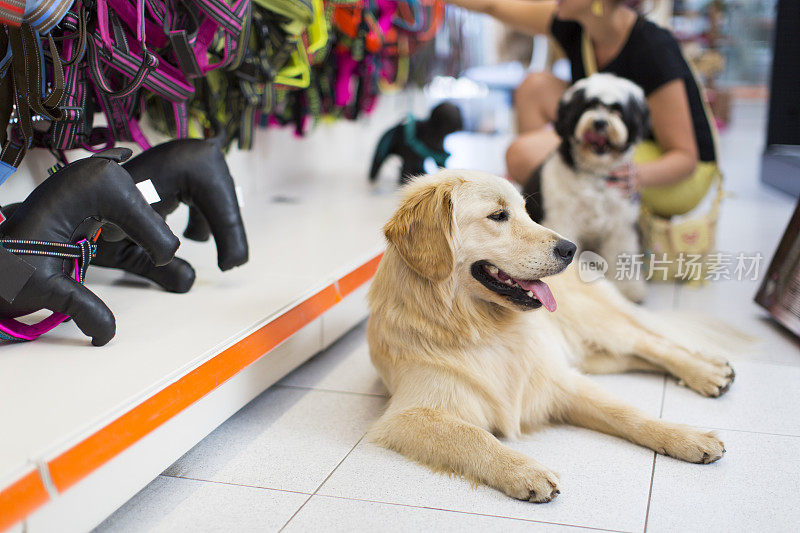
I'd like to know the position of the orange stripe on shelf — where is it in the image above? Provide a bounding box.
[338,253,383,298]
[0,470,49,532]
[48,284,341,492]
[46,253,381,493]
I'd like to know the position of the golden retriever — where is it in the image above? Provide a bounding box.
[367,170,745,503]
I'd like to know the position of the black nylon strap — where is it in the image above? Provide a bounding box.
[0,31,12,148]
[0,239,96,284]
[166,1,202,77]
[24,27,65,121]
[169,30,202,77]
[1,25,35,171]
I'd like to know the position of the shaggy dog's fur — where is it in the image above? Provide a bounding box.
[525,73,650,302]
[368,170,746,503]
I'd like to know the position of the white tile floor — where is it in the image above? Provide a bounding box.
[96,100,799,532]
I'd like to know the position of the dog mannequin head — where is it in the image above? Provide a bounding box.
[554,73,649,174]
[383,171,575,312]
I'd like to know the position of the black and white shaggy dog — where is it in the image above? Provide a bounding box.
[524,73,650,302]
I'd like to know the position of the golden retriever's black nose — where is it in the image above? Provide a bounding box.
[554,239,577,263]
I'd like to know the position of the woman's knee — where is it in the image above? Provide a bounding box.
[505,130,561,185]
[514,72,564,114]
[505,138,537,185]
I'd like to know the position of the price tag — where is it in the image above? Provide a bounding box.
[137,179,161,205]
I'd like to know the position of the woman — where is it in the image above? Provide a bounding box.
[448,0,718,217]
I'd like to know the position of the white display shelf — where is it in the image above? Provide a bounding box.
[0,179,397,532]
[0,89,426,530]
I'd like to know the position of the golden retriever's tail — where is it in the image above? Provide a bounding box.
[636,309,756,359]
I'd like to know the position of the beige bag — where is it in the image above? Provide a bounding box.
[638,174,723,282]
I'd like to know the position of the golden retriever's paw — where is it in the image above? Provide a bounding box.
[501,462,560,503]
[678,360,735,397]
[691,349,731,367]
[659,429,725,464]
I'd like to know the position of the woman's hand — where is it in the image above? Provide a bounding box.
[607,164,640,197]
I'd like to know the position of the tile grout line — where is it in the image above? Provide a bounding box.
[278,434,366,532]
[643,374,667,533]
[274,383,387,398]
[311,493,633,533]
[725,358,800,370]
[700,426,800,439]
[158,474,313,497]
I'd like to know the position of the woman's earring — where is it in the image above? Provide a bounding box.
[591,0,604,16]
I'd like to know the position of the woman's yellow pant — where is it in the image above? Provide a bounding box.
[635,141,718,217]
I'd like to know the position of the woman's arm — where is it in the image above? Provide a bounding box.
[447,0,557,36]
[634,80,700,188]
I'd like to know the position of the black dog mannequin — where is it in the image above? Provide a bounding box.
[369,102,463,185]
[94,139,249,293]
[0,150,180,345]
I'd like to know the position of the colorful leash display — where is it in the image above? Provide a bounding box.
[0,238,95,341]
[0,0,447,169]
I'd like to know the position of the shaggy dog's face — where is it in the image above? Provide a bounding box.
[555,74,649,174]
[385,171,576,312]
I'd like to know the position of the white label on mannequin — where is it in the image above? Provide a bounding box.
[137,179,161,204]
[235,185,244,208]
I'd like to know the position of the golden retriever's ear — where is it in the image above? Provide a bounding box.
[384,182,455,281]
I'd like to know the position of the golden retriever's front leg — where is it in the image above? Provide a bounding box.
[560,375,725,464]
[582,310,735,397]
[370,407,560,502]
[631,332,735,397]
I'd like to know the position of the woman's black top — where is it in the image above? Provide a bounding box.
[550,15,716,162]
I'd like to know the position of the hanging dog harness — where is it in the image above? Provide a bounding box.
[0,238,96,341]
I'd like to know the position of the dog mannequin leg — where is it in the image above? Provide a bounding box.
[92,239,197,294]
[560,375,725,463]
[400,154,426,184]
[369,126,400,182]
[370,406,560,502]
[184,206,212,242]
[43,276,117,346]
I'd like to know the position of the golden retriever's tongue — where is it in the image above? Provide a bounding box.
[517,279,557,312]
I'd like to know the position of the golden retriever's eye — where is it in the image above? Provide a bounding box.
[487,209,509,222]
